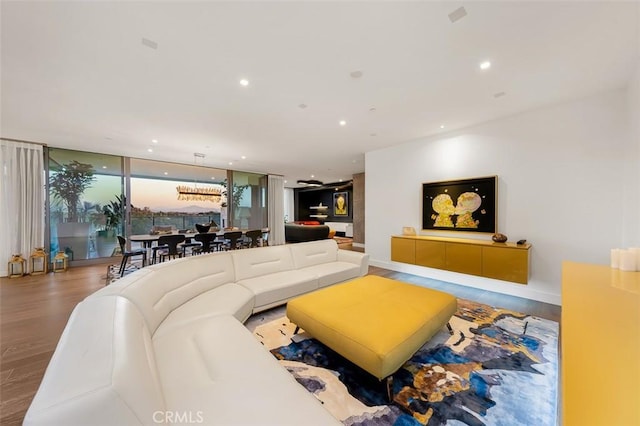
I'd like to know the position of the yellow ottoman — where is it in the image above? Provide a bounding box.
[286,275,457,380]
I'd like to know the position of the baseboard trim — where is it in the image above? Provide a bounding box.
[369,259,561,306]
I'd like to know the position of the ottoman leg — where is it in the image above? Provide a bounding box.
[293,325,300,334]
[446,322,454,335]
[386,376,393,402]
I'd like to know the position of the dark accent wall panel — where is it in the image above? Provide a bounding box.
[353,173,365,245]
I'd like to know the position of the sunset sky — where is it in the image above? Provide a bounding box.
[80,176,226,213]
[130,177,225,212]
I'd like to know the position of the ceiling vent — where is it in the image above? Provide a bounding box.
[448,7,467,23]
[142,38,158,50]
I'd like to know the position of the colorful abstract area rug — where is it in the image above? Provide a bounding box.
[252,299,558,426]
[106,261,142,284]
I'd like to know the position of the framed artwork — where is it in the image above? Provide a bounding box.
[333,192,348,216]
[422,176,497,233]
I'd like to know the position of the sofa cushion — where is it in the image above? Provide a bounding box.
[300,262,361,288]
[231,245,294,281]
[91,252,236,333]
[153,315,340,426]
[289,239,338,268]
[153,283,254,339]
[236,270,317,311]
[24,296,166,426]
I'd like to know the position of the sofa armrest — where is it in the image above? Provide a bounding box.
[337,249,369,276]
[25,296,166,426]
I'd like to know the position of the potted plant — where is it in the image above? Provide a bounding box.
[49,160,95,223]
[49,160,95,260]
[96,195,125,257]
[220,179,248,229]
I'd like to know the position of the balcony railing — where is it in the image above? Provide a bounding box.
[131,213,222,235]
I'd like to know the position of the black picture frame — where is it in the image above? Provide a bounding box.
[422,176,497,233]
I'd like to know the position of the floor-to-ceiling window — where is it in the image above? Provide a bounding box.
[129,158,227,235]
[230,171,268,230]
[48,148,124,261]
[47,149,269,261]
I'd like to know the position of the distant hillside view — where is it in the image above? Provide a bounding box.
[150,205,220,214]
[130,178,225,211]
[130,205,222,235]
[130,177,224,234]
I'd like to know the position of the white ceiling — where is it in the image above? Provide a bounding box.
[1,1,638,187]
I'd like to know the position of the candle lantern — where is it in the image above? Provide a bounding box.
[29,248,48,275]
[8,254,26,278]
[52,251,68,273]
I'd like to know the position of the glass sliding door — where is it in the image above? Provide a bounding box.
[48,148,123,260]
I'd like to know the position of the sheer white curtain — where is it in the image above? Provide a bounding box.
[0,140,45,276]
[267,174,285,246]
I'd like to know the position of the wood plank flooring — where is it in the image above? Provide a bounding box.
[0,261,560,425]
[0,264,108,425]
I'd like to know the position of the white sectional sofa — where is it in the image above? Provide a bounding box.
[24,239,369,426]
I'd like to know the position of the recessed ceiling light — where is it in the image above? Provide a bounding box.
[284,180,288,184]
[228,162,233,165]
[310,174,315,178]
[339,179,343,182]
[152,139,158,144]
[239,79,249,86]
[480,61,491,70]
[147,148,153,153]
[164,172,168,175]
[350,70,363,79]
[241,155,246,160]
[339,120,347,126]
[102,166,107,169]
[211,176,216,180]
[440,125,445,129]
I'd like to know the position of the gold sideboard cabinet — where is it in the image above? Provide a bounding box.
[391,235,531,284]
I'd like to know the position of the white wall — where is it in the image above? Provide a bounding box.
[625,58,640,246]
[366,89,635,305]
